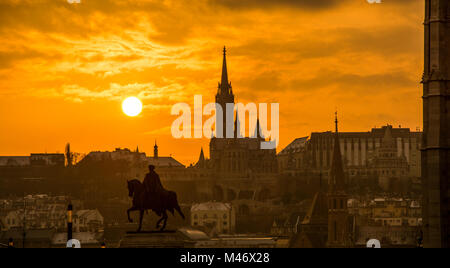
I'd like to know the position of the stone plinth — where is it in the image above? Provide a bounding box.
[118,230,196,248]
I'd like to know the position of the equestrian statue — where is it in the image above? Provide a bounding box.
[127,165,185,232]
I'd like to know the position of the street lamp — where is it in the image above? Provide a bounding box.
[67,204,73,241]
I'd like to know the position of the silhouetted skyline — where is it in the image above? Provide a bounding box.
[0,0,424,165]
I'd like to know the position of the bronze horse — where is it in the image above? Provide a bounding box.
[127,179,185,232]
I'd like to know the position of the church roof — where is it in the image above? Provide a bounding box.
[147,157,184,168]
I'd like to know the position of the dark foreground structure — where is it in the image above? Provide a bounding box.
[422,0,450,248]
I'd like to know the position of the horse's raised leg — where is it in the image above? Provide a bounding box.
[127,207,136,223]
[137,209,144,232]
[160,211,168,231]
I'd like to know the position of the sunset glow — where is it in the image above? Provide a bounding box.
[0,0,424,164]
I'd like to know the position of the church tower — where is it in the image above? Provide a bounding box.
[215,46,235,138]
[327,113,349,248]
[154,140,158,159]
[422,0,450,248]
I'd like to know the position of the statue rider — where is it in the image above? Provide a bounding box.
[143,165,165,211]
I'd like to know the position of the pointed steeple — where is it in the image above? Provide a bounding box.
[329,112,345,192]
[253,119,264,139]
[196,147,205,168]
[218,46,232,95]
[215,47,235,139]
[199,148,205,162]
[234,111,241,138]
[136,146,139,153]
[221,46,228,90]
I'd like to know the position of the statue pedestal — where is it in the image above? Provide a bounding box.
[119,230,197,248]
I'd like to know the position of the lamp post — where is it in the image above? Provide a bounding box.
[67,204,73,241]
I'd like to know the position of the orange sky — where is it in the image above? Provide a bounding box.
[0,0,424,165]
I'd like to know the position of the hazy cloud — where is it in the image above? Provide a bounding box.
[209,0,347,10]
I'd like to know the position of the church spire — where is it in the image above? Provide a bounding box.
[327,111,349,248]
[329,112,345,192]
[196,147,205,168]
[218,46,232,95]
[215,46,235,139]
[234,111,241,138]
[221,46,228,89]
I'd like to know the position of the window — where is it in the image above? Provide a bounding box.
[194,214,198,219]
[223,214,227,219]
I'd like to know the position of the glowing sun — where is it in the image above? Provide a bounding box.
[122,97,143,117]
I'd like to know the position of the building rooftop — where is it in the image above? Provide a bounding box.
[191,202,232,212]
[278,137,308,155]
[148,157,185,168]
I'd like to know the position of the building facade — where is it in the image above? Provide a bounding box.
[191,202,236,235]
[278,125,422,192]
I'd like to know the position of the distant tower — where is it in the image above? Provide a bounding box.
[65,143,72,167]
[234,111,241,138]
[216,46,235,138]
[196,147,206,168]
[327,112,349,248]
[422,0,450,248]
[154,141,158,159]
